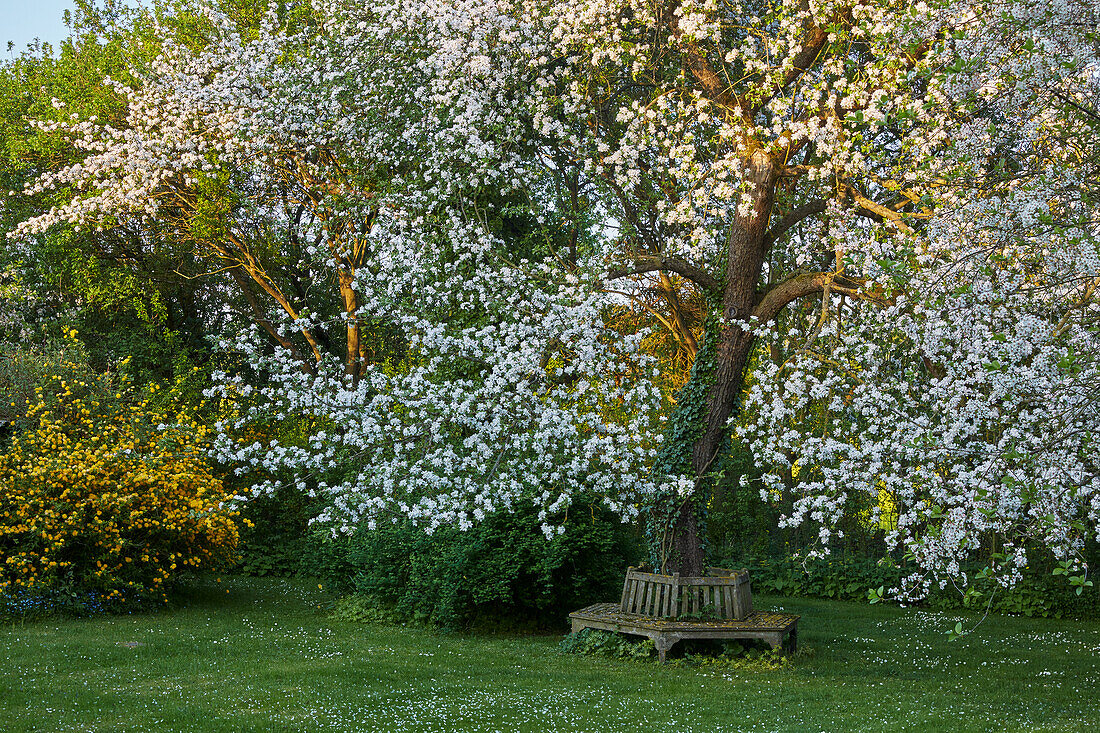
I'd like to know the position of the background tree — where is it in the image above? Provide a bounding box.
[3,0,402,378]
[0,1,213,382]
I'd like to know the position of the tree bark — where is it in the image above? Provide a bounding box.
[338,268,361,382]
[665,148,778,576]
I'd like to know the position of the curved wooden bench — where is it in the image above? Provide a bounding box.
[568,602,799,663]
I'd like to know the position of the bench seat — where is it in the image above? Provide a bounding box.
[568,602,799,663]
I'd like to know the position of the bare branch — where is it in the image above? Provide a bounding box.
[763,198,829,251]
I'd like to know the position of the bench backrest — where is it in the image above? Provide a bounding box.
[619,566,752,619]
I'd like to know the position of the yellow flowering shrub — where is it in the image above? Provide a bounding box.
[0,384,241,609]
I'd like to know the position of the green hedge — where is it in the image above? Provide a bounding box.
[233,490,321,577]
[718,552,1099,619]
[234,492,643,630]
[330,503,642,631]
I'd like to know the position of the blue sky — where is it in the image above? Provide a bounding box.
[1,1,145,55]
[1,0,79,52]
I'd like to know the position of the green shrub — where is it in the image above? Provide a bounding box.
[731,553,902,602]
[230,486,353,579]
[558,628,655,660]
[234,490,314,577]
[330,593,403,625]
[929,559,1100,619]
[0,332,93,432]
[324,503,643,631]
[720,551,1100,619]
[669,640,791,670]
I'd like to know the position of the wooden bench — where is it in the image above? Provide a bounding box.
[568,602,800,663]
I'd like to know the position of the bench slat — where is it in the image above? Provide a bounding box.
[628,578,641,614]
[619,570,633,610]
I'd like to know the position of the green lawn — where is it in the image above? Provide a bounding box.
[2,577,1098,732]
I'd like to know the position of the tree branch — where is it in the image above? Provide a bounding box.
[607,254,723,296]
[763,198,829,251]
[664,5,750,118]
[850,189,916,233]
[752,270,890,323]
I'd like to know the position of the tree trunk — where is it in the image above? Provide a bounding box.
[662,148,777,576]
[338,268,361,382]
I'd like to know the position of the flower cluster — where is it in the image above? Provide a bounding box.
[741,137,1100,598]
[206,227,667,535]
[0,388,241,605]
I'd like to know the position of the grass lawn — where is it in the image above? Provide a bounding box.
[1,576,1098,732]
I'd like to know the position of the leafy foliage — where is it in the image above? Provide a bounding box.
[323,502,642,631]
[557,628,656,660]
[232,490,319,577]
[4,0,1099,600]
[232,489,354,580]
[729,552,1100,620]
[558,628,791,669]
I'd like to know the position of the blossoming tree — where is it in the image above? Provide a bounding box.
[528,0,1100,584]
[12,0,1099,597]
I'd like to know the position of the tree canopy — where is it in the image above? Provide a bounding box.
[6,0,1099,599]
